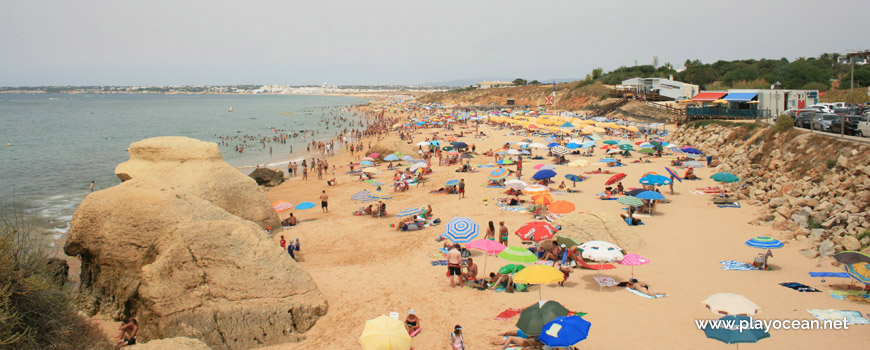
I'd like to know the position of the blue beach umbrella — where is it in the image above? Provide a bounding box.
[532,169,557,180]
[559,122,575,129]
[564,174,584,186]
[600,158,617,163]
[636,191,665,201]
[580,141,595,148]
[702,315,770,346]
[565,142,580,149]
[351,190,373,202]
[295,202,316,210]
[396,207,423,218]
[383,154,399,161]
[681,147,702,154]
[547,142,560,147]
[745,236,784,249]
[445,179,460,186]
[360,160,374,166]
[639,174,672,186]
[442,217,480,243]
[538,316,591,347]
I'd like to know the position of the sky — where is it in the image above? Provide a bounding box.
[1,0,867,86]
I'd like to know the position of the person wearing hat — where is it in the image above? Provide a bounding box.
[403,309,421,337]
[449,325,466,350]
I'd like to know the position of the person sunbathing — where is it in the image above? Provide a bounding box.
[499,195,521,206]
[541,244,562,262]
[620,207,642,225]
[626,278,667,297]
[598,187,614,199]
[487,272,514,292]
[493,330,537,349]
[684,167,698,180]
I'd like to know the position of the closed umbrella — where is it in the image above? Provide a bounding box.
[515,221,558,242]
[499,246,538,263]
[359,315,411,350]
[538,316,591,348]
[702,315,770,348]
[442,217,479,243]
[514,265,565,299]
[703,293,760,316]
[516,301,570,337]
[605,173,626,186]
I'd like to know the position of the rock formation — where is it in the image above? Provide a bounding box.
[115,136,280,229]
[671,123,870,257]
[249,168,285,187]
[552,212,643,251]
[66,137,326,350]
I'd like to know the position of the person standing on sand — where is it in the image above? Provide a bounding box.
[302,165,308,180]
[90,181,94,192]
[320,190,329,213]
[669,175,675,195]
[498,221,509,245]
[279,235,286,249]
[458,179,466,199]
[485,221,495,240]
[447,243,462,288]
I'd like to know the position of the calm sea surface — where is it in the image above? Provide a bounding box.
[0,93,367,247]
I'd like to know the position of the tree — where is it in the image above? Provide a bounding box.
[772,61,831,89]
[512,78,527,86]
[722,68,760,86]
[528,80,541,85]
[678,66,717,86]
[592,67,603,80]
[843,65,870,88]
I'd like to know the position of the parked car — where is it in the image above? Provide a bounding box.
[817,114,841,131]
[829,115,864,135]
[795,110,817,128]
[857,121,870,137]
[833,106,860,115]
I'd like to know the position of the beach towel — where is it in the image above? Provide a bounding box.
[496,203,526,212]
[717,202,741,208]
[430,191,449,195]
[486,185,506,188]
[830,291,870,300]
[809,272,852,278]
[430,260,448,266]
[624,217,645,226]
[593,276,618,287]
[720,260,760,271]
[626,287,666,298]
[807,309,870,325]
[779,282,821,292]
[477,164,494,168]
[494,308,523,321]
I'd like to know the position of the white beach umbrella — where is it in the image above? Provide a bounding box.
[528,143,548,149]
[507,149,521,155]
[416,141,431,146]
[579,241,624,262]
[702,293,760,316]
[505,179,529,190]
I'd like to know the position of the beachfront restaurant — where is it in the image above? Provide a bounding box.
[685,91,768,119]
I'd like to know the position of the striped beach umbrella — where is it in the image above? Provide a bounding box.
[845,263,870,285]
[532,193,555,206]
[523,184,550,195]
[396,207,423,218]
[745,236,784,249]
[498,246,538,263]
[351,190,373,202]
[505,179,529,190]
[665,167,682,182]
[369,191,392,200]
[272,201,293,213]
[442,217,479,243]
[551,146,570,156]
[564,174,584,186]
[489,168,510,181]
[617,196,644,207]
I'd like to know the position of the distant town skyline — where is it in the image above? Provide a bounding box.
[1,0,867,86]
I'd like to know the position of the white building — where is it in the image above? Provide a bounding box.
[477,81,515,89]
[728,89,819,116]
[620,77,699,101]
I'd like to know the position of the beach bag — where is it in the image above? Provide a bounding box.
[515,283,528,292]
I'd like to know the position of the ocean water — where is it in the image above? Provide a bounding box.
[0,93,368,247]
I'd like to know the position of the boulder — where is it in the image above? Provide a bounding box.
[841,235,861,251]
[115,137,280,229]
[68,151,326,349]
[249,167,284,187]
[128,337,213,350]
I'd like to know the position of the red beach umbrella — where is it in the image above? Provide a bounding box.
[515,221,558,242]
[605,173,627,186]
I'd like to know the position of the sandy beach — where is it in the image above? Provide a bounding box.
[249,105,870,349]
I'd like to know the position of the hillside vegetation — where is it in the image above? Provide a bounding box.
[417,82,612,110]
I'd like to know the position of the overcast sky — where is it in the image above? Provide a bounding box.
[1,0,867,86]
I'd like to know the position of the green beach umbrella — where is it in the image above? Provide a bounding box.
[603,140,618,145]
[500,264,527,274]
[711,172,739,183]
[442,146,454,151]
[638,148,656,154]
[499,246,538,263]
[619,144,635,151]
[516,301,570,337]
[617,196,644,207]
[556,235,581,248]
[649,141,664,150]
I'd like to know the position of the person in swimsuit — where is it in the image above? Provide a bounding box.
[404,309,421,337]
[449,325,466,350]
[462,257,478,284]
[320,190,329,213]
[498,221,509,245]
[116,318,138,347]
[493,329,537,349]
[485,221,495,240]
[628,278,667,297]
[447,244,462,288]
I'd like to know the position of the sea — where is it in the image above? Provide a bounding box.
[0,93,368,249]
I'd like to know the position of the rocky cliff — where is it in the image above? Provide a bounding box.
[671,122,870,258]
[66,137,326,350]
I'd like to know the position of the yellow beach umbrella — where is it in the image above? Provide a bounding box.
[581,126,595,135]
[626,126,640,132]
[514,265,564,284]
[567,159,590,167]
[594,127,607,133]
[359,315,412,350]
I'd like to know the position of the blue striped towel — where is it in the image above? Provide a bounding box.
[720,260,759,271]
[496,203,525,212]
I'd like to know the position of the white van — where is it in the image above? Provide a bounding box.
[857,121,870,137]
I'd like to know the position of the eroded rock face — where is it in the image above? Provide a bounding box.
[115,137,280,229]
[552,212,643,251]
[128,337,213,350]
[66,137,326,350]
[249,168,285,187]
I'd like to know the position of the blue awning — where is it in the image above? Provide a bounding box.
[723,92,758,102]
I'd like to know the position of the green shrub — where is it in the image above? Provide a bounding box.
[772,114,794,133]
[826,159,836,169]
[807,218,822,230]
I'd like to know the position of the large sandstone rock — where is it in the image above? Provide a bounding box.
[552,212,643,251]
[128,337,213,350]
[249,167,284,187]
[115,137,280,229]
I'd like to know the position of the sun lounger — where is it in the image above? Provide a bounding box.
[807,309,870,325]
[626,287,666,298]
[779,282,821,292]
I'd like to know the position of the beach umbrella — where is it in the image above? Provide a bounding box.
[681,147,702,154]
[467,239,507,274]
[638,148,656,154]
[383,154,399,161]
[442,217,479,243]
[533,169,557,180]
[600,145,616,151]
[639,174,672,186]
[702,315,770,348]
[272,201,293,213]
[366,180,385,186]
[564,174,584,187]
[548,201,575,215]
[452,141,468,149]
[416,141,430,146]
[523,184,550,194]
[400,155,414,161]
[295,202,316,210]
[625,188,645,196]
[636,191,665,201]
[362,157,376,161]
[682,161,705,168]
[515,221,558,242]
[533,164,546,170]
[559,122,575,129]
[429,140,440,146]
[832,251,870,265]
[555,235,582,248]
[499,246,538,263]
[396,207,423,218]
[580,141,595,148]
[538,164,556,171]
[605,173,626,186]
[617,196,644,207]
[711,172,740,183]
[359,314,412,350]
[489,168,510,181]
[566,159,590,168]
[665,167,682,182]
[603,140,618,145]
[528,142,547,149]
[550,146,570,156]
[538,316,591,348]
[579,240,624,282]
[619,253,650,278]
[606,149,622,155]
[745,236,784,249]
[368,153,380,158]
[845,263,870,285]
[360,160,374,166]
[442,146,455,151]
[445,179,460,186]
[369,191,392,200]
[600,158,617,163]
[532,192,555,206]
[619,144,635,151]
[408,163,427,172]
[703,293,760,316]
[497,159,515,165]
[496,150,510,155]
[565,142,580,149]
[351,190,374,202]
[515,265,565,299]
[505,179,529,190]
[500,264,526,274]
[507,149,521,155]
[516,301,570,337]
[547,142,560,147]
